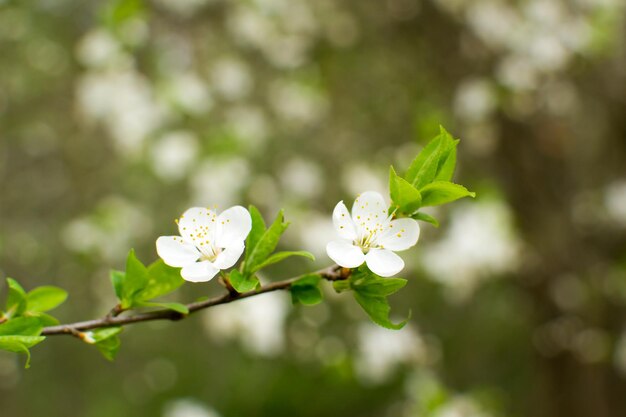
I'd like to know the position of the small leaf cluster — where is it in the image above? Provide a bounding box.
[0,278,68,367]
[389,126,475,227]
[97,250,189,361]
[230,206,315,293]
[290,274,323,306]
[82,327,123,361]
[111,249,188,314]
[334,266,408,329]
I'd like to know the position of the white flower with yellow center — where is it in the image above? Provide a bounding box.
[326,191,420,277]
[156,206,251,282]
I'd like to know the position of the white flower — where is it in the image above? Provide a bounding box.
[326,191,420,277]
[156,206,251,282]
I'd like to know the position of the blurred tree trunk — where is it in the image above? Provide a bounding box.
[494,54,626,416]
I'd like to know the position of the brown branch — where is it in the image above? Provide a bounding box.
[41,265,349,336]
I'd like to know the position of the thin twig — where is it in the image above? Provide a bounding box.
[41,265,348,336]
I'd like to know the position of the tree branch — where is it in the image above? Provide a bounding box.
[41,265,348,336]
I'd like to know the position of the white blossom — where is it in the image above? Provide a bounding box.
[326,191,420,277]
[156,206,251,282]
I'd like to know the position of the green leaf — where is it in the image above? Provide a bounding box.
[85,326,123,343]
[0,335,46,368]
[103,0,145,29]
[5,278,27,318]
[351,276,408,297]
[115,250,150,309]
[153,302,188,314]
[26,312,59,326]
[411,212,440,227]
[420,181,476,207]
[349,267,409,330]
[0,316,43,336]
[389,166,422,215]
[244,210,289,275]
[291,274,323,306]
[110,270,125,301]
[135,260,184,301]
[435,138,458,182]
[0,317,45,368]
[124,249,149,298]
[405,126,458,189]
[84,327,123,361]
[250,251,315,273]
[405,136,444,189]
[26,286,68,313]
[245,205,267,265]
[0,336,46,350]
[229,269,260,293]
[353,293,409,330]
[332,280,351,293]
[96,336,121,361]
[135,301,189,315]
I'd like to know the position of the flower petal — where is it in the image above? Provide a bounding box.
[351,191,389,237]
[376,218,420,251]
[365,248,405,277]
[178,207,218,244]
[332,201,357,240]
[181,261,220,282]
[213,243,245,270]
[326,240,365,268]
[156,236,200,267]
[215,205,252,248]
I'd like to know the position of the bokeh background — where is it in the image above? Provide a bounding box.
[1,0,625,416]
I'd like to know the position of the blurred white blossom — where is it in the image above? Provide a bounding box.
[281,158,323,200]
[211,57,253,101]
[76,70,166,156]
[443,0,614,96]
[76,29,126,69]
[226,1,317,69]
[496,54,539,91]
[62,196,152,261]
[433,396,493,417]
[342,163,387,198]
[163,72,213,115]
[268,81,327,125]
[614,329,626,376]
[356,323,426,384]
[150,131,199,181]
[454,78,497,122]
[225,106,269,149]
[227,6,275,49]
[467,1,520,49]
[190,158,250,208]
[163,399,221,417]
[203,291,289,356]
[294,212,336,259]
[422,200,521,299]
[604,180,626,226]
